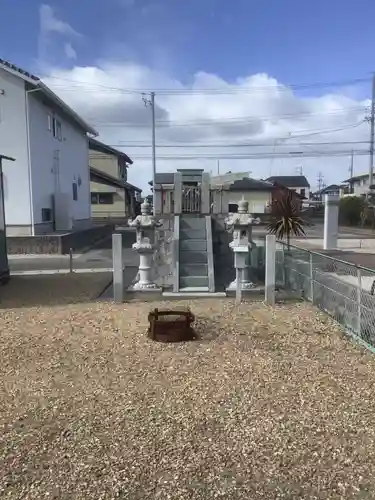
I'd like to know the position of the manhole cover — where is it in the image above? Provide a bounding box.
[147,308,196,342]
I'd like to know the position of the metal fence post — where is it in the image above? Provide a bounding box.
[112,233,124,303]
[309,252,314,304]
[357,267,362,335]
[265,234,276,305]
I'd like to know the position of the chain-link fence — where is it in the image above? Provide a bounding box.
[276,242,375,348]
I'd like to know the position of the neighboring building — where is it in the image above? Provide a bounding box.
[89,138,141,220]
[0,58,98,236]
[151,172,275,214]
[226,178,274,213]
[341,173,374,197]
[311,184,349,201]
[266,175,310,200]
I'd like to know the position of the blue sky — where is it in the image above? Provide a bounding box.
[1,0,374,94]
[1,0,373,189]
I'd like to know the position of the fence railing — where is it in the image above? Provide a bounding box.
[275,241,375,349]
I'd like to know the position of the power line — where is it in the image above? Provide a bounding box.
[43,75,372,95]
[89,107,366,127]
[89,109,367,129]
[107,140,370,148]
[122,150,370,160]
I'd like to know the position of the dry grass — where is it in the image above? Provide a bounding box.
[1,299,375,499]
[0,273,112,308]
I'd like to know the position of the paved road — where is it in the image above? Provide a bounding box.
[8,223,375,274]
[9,230,138,273]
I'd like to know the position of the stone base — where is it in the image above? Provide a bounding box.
[226,285,265,298]
[128,282,162,292]
[226,280,257,291]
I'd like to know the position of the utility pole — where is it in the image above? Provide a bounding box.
[296,165,303,175]
[317,171,324,191]
[217,159,220,175]
[349,149,354,194]
[369,75,375,188]
[142,92,156,214]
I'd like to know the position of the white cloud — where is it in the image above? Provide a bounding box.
[38,4,81,64]
[39,4,81,37]
[64,43,77,60]
[42,62,370,194]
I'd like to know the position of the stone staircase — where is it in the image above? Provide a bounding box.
[179,215,209,291]
[171,214,216,294]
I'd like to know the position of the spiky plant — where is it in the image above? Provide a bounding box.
[266,189,306,249]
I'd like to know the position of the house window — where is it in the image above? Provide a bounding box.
[91,192,114,204]
[47,113,52,131]
[228,203,238,213]
[52,117,62,141]
[41,208,52,222]
[300,188,306,198]
[72,182,78,201]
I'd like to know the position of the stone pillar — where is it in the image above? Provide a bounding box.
[164,189,172,214]
[265,234,276,305]
[112,232,124,303]
[211,188,224,214]
[153,183,162,215]
[201,172,211,214]
[221,189,229,214]
[323,195,339,250]
[174,171,182,214]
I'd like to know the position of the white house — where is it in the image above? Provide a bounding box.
[342,173,373,198]
[0,59,98,236]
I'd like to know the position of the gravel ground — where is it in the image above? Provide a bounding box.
[0,273,112,308]
[1,299,375,499]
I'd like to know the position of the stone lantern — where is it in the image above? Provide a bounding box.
[128,198,163,291]
[224,199,260,291]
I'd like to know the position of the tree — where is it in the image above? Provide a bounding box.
[266,190,306,248]
[339,196,366,226]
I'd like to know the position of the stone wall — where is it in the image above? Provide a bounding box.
[7,224,115,254]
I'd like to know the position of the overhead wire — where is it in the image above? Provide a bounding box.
[42,75,372,95]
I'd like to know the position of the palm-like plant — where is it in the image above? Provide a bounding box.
[266,189,306,249]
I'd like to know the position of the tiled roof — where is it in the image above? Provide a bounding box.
[342,173,368,183]
[89,138,133,164]
[149,173,175,185]
[90,166,141,192]
[266,175,310,188]
[229,178,274,191]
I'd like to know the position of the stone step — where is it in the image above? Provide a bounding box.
[179,228,206,240]
[179,276,209,288]
[179,217,206,230]
[163,291,226,298]
[180,263,208,277]
[179,250,208,264]
[180,239,207,251]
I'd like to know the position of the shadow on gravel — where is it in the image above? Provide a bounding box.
[0,273,112,309]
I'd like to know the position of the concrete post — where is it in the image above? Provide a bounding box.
[221,189,229,214]
[164,189,172,214]
[174,172,182,214]
[323,195,339,250]
[153,183,162,215]
[201,172,211,214]
[112,232,123,303]
[265,234,276,306]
